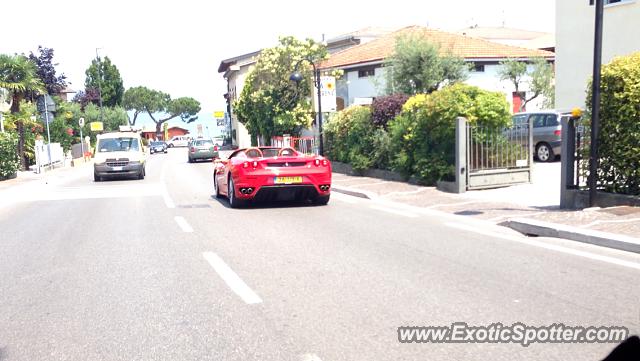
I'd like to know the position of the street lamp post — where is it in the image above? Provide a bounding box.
[290,57,324,156]
[96,48,104,122]
[588,0,604,207]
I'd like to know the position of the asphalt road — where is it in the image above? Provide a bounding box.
[1,148,638,361]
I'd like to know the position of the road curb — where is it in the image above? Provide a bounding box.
[500,218,640,254]
[332,186,374,199]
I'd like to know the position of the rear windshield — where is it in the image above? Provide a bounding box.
[151,142,164,146]
[97,137,140,152]
[196,140,213,146]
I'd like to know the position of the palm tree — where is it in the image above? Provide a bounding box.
[0,54,45,170]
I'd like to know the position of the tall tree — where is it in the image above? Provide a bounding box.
[122,86,200,135]
[84,56,124,107]
[0,54,45,170]
[147,96,200,136]
[498,57,555,111]
[28,46,67,95]
[234,36,328,142]
[122,86,162,126]
[385,34,468,95]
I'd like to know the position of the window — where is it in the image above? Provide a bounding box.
[472,64,485,72]
[544,114,560,127]
[358,67,376,78]
[97,138,140,152]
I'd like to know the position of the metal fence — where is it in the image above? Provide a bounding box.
[271,136,317,155]
[465,121,533,190]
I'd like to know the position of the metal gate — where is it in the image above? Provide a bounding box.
[465,120,533,190]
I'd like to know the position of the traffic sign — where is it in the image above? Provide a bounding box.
[79,117,85,127]
[214,111,225,119]
[90,122,104,132]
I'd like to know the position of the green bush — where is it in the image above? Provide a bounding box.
[324,106,376,173]
[0,132,20,179]
[388,83,510,184]
[584,52,640,195]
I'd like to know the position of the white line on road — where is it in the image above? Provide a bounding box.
[445,222,640,270]
[370,205,419,218]
[300,354,323,361]
[162,187,176,208]
[174,216,194,233]
[202,252,263,304]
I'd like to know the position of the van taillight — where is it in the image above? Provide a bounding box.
[190,147,196,152]
[554,130,561,136]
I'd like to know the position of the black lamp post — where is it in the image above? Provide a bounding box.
[290,57,324,156]
[588,0,604,207]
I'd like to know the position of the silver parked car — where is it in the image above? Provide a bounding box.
[512,110,573,162]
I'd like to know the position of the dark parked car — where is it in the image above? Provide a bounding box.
[150,141,167,154]
[512,110,573,162]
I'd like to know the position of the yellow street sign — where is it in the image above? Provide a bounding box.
[214,111,225,119]
[90,121,104,132]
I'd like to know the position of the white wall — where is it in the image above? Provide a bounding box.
[342,63,546,112]
[556,0,640,109]
[228,65,253,148]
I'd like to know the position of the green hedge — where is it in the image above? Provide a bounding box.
[584,52,640,195]
[324,84,511,184]
[388,84,510,184]
[0,132,20,179]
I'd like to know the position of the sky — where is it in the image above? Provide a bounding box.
[1,0,555,135]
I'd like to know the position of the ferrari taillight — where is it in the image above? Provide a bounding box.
[243,162,249,168]
[314,159,320,166]
[322,159,328,166]
[252,161,258,168]
[243,161,259,169]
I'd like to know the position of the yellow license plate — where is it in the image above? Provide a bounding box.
[274,176,303,184]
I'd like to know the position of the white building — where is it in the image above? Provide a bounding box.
[320,26,555,113]
[218,50,261,148]
[555,0,640,109]
[218,28,392,147]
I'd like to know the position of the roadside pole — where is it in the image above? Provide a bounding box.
[79,117,85,160]
[44,97,53,171]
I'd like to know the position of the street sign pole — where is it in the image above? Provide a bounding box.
[79,117,85,160]
[44,97,53,171]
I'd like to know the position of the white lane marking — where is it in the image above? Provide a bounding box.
[203,252,263,304]
[445,222,640,271]
[160,160,176,209]
[370,205,419,218]
[300,354,323,361]
[162,187,176,208]
[174,216,194,233]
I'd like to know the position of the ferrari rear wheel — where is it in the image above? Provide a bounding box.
[227,176,245,208]
[213,172,222,198]
[314,194,330,206]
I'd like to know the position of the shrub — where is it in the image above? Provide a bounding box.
[584,52,640,195]
[388,83,510,184]
[371,94,409,129]
[324,105,376,173]
[0,132,20,179]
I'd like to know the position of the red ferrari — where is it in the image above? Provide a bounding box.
[213,147,332,207]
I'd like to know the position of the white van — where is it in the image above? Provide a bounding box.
[167,135,191,148]
[93,131,146,181]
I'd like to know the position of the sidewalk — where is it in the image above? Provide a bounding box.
[0,161,92,199]
[331,169,640,253]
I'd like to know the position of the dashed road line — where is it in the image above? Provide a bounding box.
[203,252,263,304]
[174,216,194,233]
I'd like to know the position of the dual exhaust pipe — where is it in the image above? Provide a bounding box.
[240,187,254,194]
[319,184,330,191]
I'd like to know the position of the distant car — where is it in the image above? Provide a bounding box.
[149,141,167,154]
[188,139,218,163]
[166,135,191,148]
[213,146,331,208]
[93,131,146,181]
[511,110,573,162]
